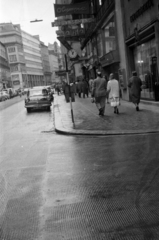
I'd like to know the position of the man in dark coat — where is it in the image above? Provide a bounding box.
[128,71,142,111]
[92,72,107,116]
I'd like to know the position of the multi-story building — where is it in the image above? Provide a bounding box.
[39,40,52,85]
[0,23,45,89]
[0,41,11,89]
[48,49,60,84]
[0,23,26,89]
[79,0,159,101]
[21,30,44,87]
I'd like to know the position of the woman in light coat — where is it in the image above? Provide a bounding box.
[107,73,120,114]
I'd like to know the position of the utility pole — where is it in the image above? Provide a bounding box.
[64,54,75,126]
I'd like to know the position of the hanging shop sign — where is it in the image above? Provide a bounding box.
[56,28,85,37]
[54,2,90,17]
[57,37,72,50]
[51,18,95,27]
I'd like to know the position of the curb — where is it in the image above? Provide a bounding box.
[54,99,159,136]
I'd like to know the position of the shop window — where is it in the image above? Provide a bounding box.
[134,39,157,100]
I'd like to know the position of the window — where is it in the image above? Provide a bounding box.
[9,55,17,62]
[10,65,19,72]
[104,16,116,54]
[8,47,16,53]
[97,32,103,57]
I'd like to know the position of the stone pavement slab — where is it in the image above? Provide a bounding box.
[54,95,159,135]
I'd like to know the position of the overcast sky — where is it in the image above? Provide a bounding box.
[0,0,59,45]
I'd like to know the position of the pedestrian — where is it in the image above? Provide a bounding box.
[77,80,83,98]
[89,77,94,95]
[107,73,120,114]
[128,71,142,111]
[56,85,61,95]
[92,72,107,116]
[82,79,89,98]
[104,75,109,103]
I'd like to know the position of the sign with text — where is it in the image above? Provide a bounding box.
[54,2,90,17]
[52,18,95,27]
[56,28,85,37]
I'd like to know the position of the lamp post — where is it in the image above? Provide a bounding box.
[65,54,75,126]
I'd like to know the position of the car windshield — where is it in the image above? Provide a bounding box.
[29,89,48,97]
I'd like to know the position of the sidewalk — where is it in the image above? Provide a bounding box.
[54,94,159,135]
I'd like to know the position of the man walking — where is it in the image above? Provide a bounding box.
[92,72,107,116]
[128,71,142,111]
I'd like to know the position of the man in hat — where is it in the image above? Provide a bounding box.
[92,72,107,116]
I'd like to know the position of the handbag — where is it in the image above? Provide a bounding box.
[110,97,120,107]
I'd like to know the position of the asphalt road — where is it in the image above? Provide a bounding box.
[0,99,159,240]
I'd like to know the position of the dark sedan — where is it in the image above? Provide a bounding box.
[25,88,52,113]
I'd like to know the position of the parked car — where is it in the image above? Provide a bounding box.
[25,87,52,113]
[0,92,5,101]
[0,91,8,101]
[2,90,10,99]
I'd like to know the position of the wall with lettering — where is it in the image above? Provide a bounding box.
[123,0,158,38]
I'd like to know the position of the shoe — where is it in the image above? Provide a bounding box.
[136,106,139,111]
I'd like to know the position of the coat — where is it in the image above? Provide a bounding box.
[82,80,89,94]
[92,77,107,98]
[128,76,142,104]
[107,79,119,99]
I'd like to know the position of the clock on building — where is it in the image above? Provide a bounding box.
[68,49,78,59]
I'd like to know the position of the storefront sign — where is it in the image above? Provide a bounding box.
[52,18,95,27]
[54,2,90,17]
[130,0,154,22]
[56,28,85,37]
[13,80,20,85]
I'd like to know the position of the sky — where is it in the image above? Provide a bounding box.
[0,0,59,46]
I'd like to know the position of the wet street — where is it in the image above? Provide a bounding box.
[0,99,159,240]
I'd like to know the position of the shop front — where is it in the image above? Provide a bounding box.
[134,38,158,100]
[124,0,159,101]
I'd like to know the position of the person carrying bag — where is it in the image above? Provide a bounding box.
[107,73,120,114]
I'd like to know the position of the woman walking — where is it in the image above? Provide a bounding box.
[107,73,120,114]
[92,72,107,116]
[128,71,142,111]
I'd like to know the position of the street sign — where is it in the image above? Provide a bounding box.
[51,18,95,27]
[56,28,85,37]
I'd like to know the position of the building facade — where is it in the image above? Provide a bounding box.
[123,0,159,101]
[21,30,44,87]
[40,41,52,85]
[0,41,11,89]
[48,49,60,84]
[0,23,26,89]
[0,23,47,89]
